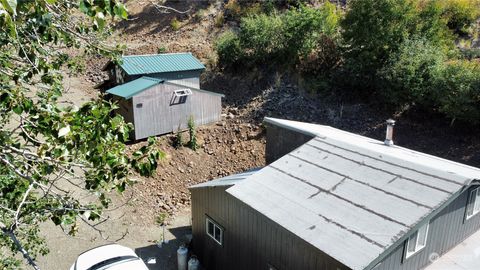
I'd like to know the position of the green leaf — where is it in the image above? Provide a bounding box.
[1,0,17,16]
[113,2,128,19]
[12,105,22,114]
[78,1,89,14]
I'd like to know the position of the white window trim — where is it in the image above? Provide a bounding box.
[405,222,430,259]
[466,187,480,220]
[206,217,223,245]
[174,89,192,97]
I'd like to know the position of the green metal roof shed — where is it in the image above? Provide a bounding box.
[106,76,224,140]
[103,53,206,90]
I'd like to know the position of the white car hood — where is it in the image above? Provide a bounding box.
[72,244,142,270]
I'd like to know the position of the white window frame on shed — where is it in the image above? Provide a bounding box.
[466,187,480,220]
[405,222,430,259]
[174,89,192,97]
[206,217,223,245]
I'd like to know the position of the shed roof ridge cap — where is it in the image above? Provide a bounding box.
[122,52,194,58]
[140,76,164,83]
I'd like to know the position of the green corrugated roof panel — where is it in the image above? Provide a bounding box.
[106,77,163,99]
[120,53,206,75]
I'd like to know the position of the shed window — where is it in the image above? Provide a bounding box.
[206,217,223,245]
[174,89,192,97]
[466,187,480,220]
[405,222,429,259]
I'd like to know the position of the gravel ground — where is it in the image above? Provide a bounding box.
[37,196,192,270]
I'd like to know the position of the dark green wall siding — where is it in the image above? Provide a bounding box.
[191,187,350,270]
[265,124,314,164]
[374,186,480,270]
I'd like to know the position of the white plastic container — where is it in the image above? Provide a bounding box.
[177,245,188,270]
[188,255,200,270]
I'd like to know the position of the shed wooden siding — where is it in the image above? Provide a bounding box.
[373,186,480,270]
[114,97,134,124]
[131,83,221,140]
[191,187,350,270]
[265,123,315,164]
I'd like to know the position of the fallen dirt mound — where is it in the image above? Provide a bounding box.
[129,116,265,224]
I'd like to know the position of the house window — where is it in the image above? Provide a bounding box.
[206,217,223,245]
[405,222,429,259]
[466,187,480,220]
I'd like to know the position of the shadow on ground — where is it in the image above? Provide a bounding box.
[135,226,192,270]
[115,0,211,36]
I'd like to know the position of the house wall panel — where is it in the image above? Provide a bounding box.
[374,187,480,270]
[265,123,315,164]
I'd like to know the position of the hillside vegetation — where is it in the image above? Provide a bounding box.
[215,0,480,124]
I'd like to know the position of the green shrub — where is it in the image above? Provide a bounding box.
[342,0,453,90]
[215,30,242,66]
[239,13,285,62]
[461,48,480,60]
[170,18,181,31]
[282,3,341,63]
[174,130,184,149]
[434,60,480,123]
[214,12,225,28]
[261,0,276,14]
[188,116,198,151]
[379,38,447,106]
[243,3,263,17]
[439,0,480,35]
[215,4,341,68]
[157,45,167,54]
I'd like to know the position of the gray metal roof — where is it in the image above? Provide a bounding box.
[227,118,480,270]
[189,168,261,189]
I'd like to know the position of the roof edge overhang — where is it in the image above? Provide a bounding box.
[106,76,164,99]
[164,81,225,98]
[123,68,206,76]
[264,117,318,137]
[188,184,236,190]
[363,179,479,270]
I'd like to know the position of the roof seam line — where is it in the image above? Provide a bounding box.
[313,137,464,187]
[288,153,433,209]
[317,213,386,249]
[270,166,409,228]
[305,142,453,194]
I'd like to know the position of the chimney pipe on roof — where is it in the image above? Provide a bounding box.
[384,119,395,146]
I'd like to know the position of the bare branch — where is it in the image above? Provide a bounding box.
[11,183,35,231]
[150,1,191,14]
